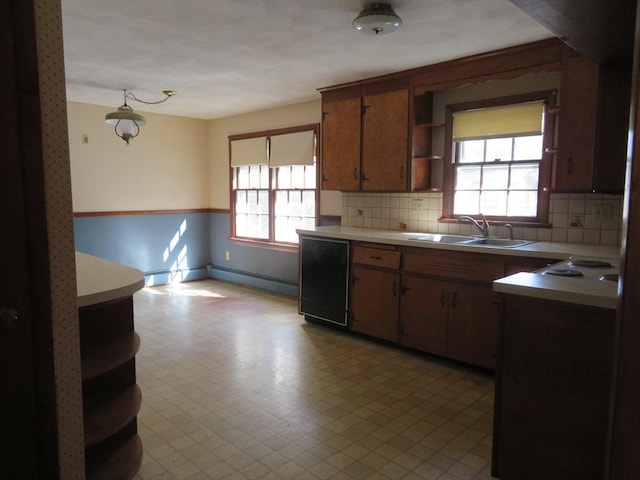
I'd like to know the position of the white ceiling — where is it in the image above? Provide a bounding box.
[61,0,553,120]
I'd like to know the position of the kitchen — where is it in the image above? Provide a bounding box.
[2,0,633,480]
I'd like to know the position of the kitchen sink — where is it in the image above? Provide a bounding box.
[466,238,534,248]
[412,234,534,248]
[412,234,477,244]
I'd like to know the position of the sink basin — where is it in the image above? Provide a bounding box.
[412,234,477,244]
[412,234,534,248]
[466,238,534,248]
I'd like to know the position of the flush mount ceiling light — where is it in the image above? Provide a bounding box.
[105,89,176,145]
[352,3,402,35]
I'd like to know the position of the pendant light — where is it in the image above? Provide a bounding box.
[105,89,176,145]
[353,3,403,35]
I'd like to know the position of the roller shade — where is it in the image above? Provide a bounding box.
[230,137,268,167]
[269,130,315,167]
[453,102,544,141]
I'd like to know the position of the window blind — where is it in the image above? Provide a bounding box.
[230,137,268,167]
[453,102,544,141]
[269,130,315,167]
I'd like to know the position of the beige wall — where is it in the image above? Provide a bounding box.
[67,101,209,212]
[207,99,342,214]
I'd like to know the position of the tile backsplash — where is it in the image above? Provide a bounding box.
[341,192,623,246]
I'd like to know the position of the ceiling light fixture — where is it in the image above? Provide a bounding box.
[352,3,402,35]
[105,89,176,145]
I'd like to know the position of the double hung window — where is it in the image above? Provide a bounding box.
[444,92,555,224]
[230,125,318,246]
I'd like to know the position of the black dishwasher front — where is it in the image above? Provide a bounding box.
[299,236,349,327]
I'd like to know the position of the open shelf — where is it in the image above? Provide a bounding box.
[81,332,140,381]
[86,434,143,480]
[84,384,142,448]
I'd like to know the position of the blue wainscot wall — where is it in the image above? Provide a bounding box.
[73,211,301,297]
[208,212,299,297]
[74,212,212,286]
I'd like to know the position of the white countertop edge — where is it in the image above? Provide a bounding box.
[493,272,618,309]
[297,226,621,260]
[76,252,145,308]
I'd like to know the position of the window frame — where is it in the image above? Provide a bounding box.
[229,123,320,250]
[442,90,557,226]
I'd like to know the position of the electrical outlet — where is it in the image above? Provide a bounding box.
[225,251,230,261]
[594,203,613,222]
[570,215,583,227]
[411,198,427,211]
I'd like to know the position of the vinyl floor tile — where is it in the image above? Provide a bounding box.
[132,280,496,479]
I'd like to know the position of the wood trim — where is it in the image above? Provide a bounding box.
[228,123,319,142]
[441,90,557,224]
[230,237,298,253]
[319,38,565,95]
[73,208,214,217]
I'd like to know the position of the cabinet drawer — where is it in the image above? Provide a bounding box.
[402,249,504,283]
[353,246,401,269]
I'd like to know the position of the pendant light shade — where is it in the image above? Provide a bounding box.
[104,89,175,145]
[353,3,402,35]
[105,104,146,145]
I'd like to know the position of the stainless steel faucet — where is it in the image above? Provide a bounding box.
[458,213,490,237]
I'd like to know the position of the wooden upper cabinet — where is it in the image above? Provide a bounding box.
[321,96,362,191]
[361,89,410,191]
[555,56,600,191]
[320,81,410,192]
[554,55,628,193]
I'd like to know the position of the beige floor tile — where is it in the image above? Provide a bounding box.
[131,279,497,479]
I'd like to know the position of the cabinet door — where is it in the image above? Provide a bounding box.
[350,266,399,342]
[446,283,498,369]
[493,296,615,479]
[555,56,599,191]
[361,89,409,191]
[399,275,448,356]
[321,97,361,191]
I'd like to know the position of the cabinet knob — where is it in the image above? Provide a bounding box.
[0,308,19,330]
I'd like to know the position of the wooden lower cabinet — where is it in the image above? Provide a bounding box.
[446,283,498,370]
[492,295,615,479]
[399,274,447,356]
[347,242,563,371]
[350,265,400,342]
[399,277,498,369]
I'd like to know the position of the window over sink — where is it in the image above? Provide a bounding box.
[443,91,556,225]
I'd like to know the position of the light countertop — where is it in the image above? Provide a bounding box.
[297,226,621,260]
[297,226,622,309]
[76,252,145,308]
[494,258,619,309]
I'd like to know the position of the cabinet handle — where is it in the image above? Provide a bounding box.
[362,104,371,114]
[369,255,382,260]
[322,174,328,182]
[401,284,411,295]
[452,292,457,308]
[353,167,358,181]
[352,275,360,285]
[392,281,398,297]
[400,165,404,180]
[568,157,573,175]
[361,172,369,181]
[440,290,446,306]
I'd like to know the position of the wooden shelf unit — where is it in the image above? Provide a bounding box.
[411,92,444,191]
[79,296,143,480]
